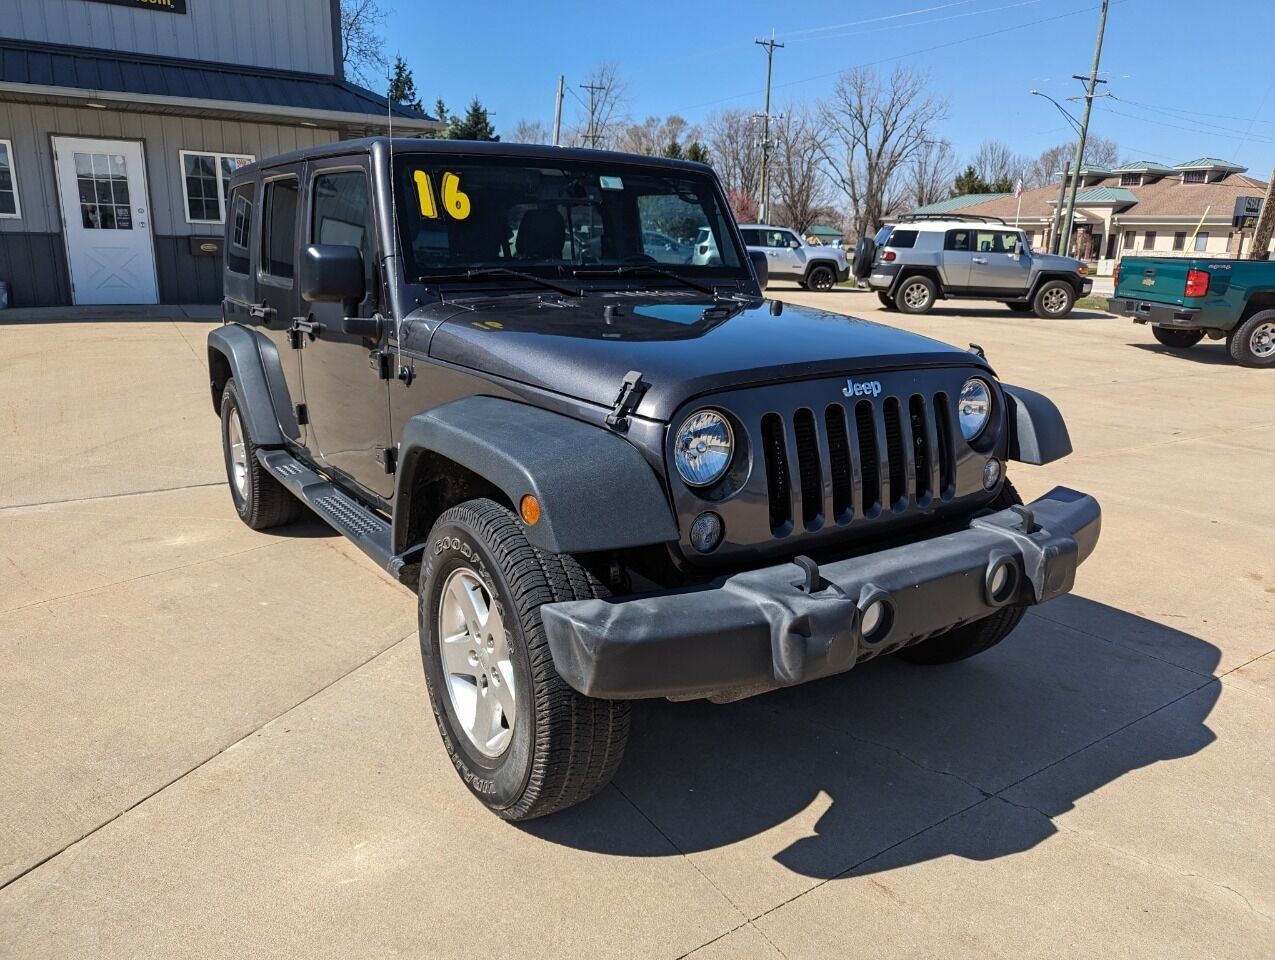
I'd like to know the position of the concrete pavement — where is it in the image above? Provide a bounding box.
[1,299,1271,958]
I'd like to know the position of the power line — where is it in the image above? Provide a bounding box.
[755,32,785,224]
[784,0,1044,45]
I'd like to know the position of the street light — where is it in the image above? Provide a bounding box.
[1031,90,1083,256]
[1030,89,1083,136]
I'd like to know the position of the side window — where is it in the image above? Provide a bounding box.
[312,170,373,270]
[886,229,918,249]
[783,231,801,248]
[974,231,1021,253]
[740,229,762,246]
[260,176,299,281]
[224,181,255,275]
[944,230,971,252]
[764,230,787,248]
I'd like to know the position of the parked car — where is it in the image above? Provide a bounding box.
[855,215,1092,317]
[691,225,719,265]
[739,223,850,290]
[209,138,1101,820]
[1109,256,1275,367]
[642,229,691,264]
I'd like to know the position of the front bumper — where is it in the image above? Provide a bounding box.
[542,487,1100,700]
[834,263,850,282]
[1107,297,1201,327]
[1080,278,1094,296]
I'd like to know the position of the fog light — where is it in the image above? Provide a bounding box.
[983,459,1002,490]
[689,512,723,553]
[860,598,892,643]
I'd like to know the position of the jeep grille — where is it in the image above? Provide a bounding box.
[762,391,957,534]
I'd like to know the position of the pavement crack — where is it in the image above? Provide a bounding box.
[0,481,222,512]
[0,633,416,895]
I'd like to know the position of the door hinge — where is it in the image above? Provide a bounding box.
[377,446,397,474]
[295,403,308,426]
[288,316,320,349]
[605,369,647,432]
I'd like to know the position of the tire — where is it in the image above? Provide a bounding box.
[1152,326,1205,348]
[852,236,875,280]
[1006,300,1032,313]
[418,498,630,820]
[1033,279,1076,318]
[806,264,836,291]
[1227,310,1275,368]
[219,378,303,530]
[896,481,1028,665]
[896,275,937,315]
[877,291,896,310]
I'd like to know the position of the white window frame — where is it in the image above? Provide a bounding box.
[0,140,21,220]
[179,149,254,225]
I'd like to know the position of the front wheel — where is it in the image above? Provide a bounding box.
[1228,310,1275,367]
[806,264,836,291]
[896,276,937,314]
[896,481,1027,665]
[1033,280,1076,318]
[1152,326,1205,348]
[419,498,630,820]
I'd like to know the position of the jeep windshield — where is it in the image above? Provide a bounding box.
[392,155,746,288]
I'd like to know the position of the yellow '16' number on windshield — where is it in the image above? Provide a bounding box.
[413,170,471,222]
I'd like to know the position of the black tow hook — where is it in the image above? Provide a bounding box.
[791,555,826,594]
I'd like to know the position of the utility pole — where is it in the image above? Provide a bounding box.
[1061,0,1110,259]
[580,82,605,148]
[552,75,565,147]
[1053,161,1071,255]
[754,31,784,224]
[1248,162,1275,259]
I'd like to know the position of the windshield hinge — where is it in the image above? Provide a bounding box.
[371,349,393,380]
[606,370,647,432]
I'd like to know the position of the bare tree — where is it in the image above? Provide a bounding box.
[339,0,387,85]
[819,66,948,240]
[904,138,959,209]
[566,63,629,149]
[704,109,762,206]
[509,119,550,145]
[1029,134,1121,187]
[614,115,695,156]
[972,139,1031,191]
[768,104,832,233]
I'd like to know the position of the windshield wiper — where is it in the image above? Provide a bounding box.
[425,267,581,297]
[571,265,719,297]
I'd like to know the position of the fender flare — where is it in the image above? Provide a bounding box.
[890,266,944,297]
[1002,383,1072,465]
[206,324,285,447]
[393,396,679,556]
[803,258,840,279]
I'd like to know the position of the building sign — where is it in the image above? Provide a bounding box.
[1233,195,1262,229]
[84,0,188,13]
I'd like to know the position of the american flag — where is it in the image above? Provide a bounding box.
[1014,178,1023,198]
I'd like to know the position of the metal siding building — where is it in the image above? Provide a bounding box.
[0,0,437,307]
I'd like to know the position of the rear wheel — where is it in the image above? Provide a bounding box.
[896,276,937,315]
[219,378,303,530]
[877,291,897,310]
[1033,280,1076,318]
[1228,310,1275,367]
[896,481,1027,665]
[419,498,630,820]
[1152,326,1205,348]
[1006,300,1032,313]
[807,264,836,291]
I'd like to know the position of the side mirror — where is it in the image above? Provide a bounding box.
[749,249,769,291]
[789,239,801,249]
[300,244,365,306]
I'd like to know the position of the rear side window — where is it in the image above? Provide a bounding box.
[945,230,972,251]
[224,181,255,275]
[260,176,299,281]
[740,228,762,246]
[886,229,918,249]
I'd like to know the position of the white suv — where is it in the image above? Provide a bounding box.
[853,214,1091,317]
[738,224,850,291]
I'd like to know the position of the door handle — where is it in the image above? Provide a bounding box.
[972,257,988,264]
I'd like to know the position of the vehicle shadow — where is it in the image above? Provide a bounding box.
[526,596,1219,880]
[1126,342,1234,365]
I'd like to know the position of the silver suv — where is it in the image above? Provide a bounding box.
[739,224,849,290]
[853,215,1092,317]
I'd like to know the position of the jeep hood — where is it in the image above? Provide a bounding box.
[425,295,988,421]
[1033,252,1085,272]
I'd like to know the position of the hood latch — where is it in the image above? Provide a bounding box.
[606,370,647,432]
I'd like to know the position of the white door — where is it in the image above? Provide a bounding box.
[52,137,158,304]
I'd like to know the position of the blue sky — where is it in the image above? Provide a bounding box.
[385,0,1275,175]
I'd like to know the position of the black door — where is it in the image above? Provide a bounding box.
[298,158,393,498]
[254,168,307,443]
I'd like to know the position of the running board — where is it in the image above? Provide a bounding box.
[257,449,415,584]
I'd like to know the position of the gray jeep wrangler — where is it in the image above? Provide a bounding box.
[855,214,1093,317]
[209,139,1101,819]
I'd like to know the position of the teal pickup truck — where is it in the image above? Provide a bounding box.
[1108,257,1275,367]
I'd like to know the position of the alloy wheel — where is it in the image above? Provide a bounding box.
[1041,287,1070,314]
[902,282,930,310]
[227,409,248,498]
[1250,321,1275,358]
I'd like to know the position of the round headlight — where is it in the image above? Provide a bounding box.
[674,409,734,487]
[958,378,993,441]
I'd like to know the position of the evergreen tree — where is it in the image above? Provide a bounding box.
[387,55,422,112]
[448,98,500,141]
[952,165,991,196]
[684,141,709,164]
[663,140,684,160]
